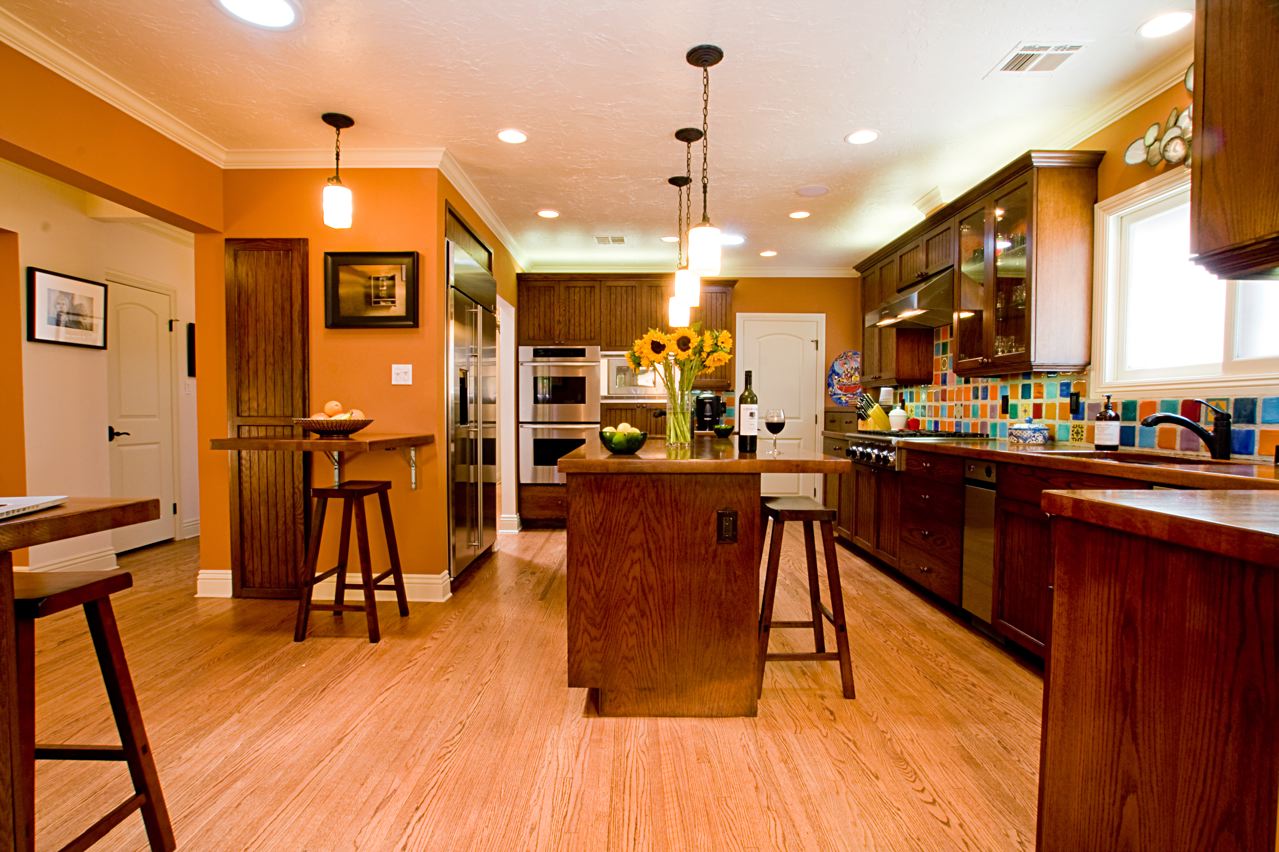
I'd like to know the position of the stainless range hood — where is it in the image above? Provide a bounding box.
[864,265,955,329]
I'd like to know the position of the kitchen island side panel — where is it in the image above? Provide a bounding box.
[566,472,761,717]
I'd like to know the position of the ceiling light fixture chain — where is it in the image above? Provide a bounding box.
[675,174,684,267]
[321,112,355,229]
[684,45,723,277]
[700,64,710,223]
[684,134,693,253]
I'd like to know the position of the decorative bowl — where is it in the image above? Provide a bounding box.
[1008,417,1050,445]
[294,418,374,438]
[712,424,734,439]
[599,429,647,455]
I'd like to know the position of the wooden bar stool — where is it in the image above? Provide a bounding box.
[13,570,175,851]
[294,480,409,643]
[757,496,855,699]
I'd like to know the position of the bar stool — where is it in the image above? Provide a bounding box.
[294,480,409,643]
[13,570,175,851]
[757,496,855,699]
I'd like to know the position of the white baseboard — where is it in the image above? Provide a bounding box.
[195,569,452,602]
[498,513,522,534]
[178,519,201,540]
[20,547,118,573]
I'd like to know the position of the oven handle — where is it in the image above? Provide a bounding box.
[519,361,600,368]
[519,423,600,430]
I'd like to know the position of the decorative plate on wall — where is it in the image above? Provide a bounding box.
[827,350,862,406]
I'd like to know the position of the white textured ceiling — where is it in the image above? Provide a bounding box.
[0,0,1192,275]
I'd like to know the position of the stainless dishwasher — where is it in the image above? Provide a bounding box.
[962,460,996,622]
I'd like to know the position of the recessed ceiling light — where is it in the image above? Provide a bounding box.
[216,0,299,28]
[536,209,559,219]
[759,250,778,258]
[721,233,745,246]
[1138,11,1193,38]
[660,235,680,243]
[789,211,811,219]
[497,128,528,144]
[796,185,829,197]
[844,129,880,145]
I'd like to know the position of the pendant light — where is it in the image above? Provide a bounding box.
[673,128,703,308]
[667,174,698,324]
[321,112,354,229]
[685,45,723,276]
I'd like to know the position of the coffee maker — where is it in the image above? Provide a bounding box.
[695,393,726,431]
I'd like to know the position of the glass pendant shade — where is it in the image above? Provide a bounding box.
[687,222,722,276]
[667,296,691,327]
[674,267,701,308]
[323,180,353,229]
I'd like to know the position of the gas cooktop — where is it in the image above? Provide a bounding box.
[855,429,990,441]
[846,429,991,469]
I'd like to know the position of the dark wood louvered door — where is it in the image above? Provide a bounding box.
[225,239,310,598]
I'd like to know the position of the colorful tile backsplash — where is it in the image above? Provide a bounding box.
[889,327,1278,462]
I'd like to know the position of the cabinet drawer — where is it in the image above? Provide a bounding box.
[824,411,859,433]
[520,484,567,521]
[899,474,964,518]
[900,450,964,483]
[898,514,963,566]
[898,540,961,605]
[998,464,1143,507]
[823,436,850,457]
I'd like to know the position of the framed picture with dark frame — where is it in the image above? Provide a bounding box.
[26,267,108,349]
[324,251,419,328]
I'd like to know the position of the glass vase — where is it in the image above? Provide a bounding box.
[665,388,693,449]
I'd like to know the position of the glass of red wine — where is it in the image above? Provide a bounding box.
[764,408,785,456]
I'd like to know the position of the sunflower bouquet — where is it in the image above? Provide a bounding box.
[627,325,734,447]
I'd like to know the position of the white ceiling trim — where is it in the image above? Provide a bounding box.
[222,147,448,169]
[437,149,526,270]
[520,261,853,278]
[0,5,226,165]
[1056,47,1194,149]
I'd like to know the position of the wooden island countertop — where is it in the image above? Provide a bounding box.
[558,436,851,475]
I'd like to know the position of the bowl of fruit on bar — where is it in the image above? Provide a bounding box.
[295,400,373,438]
[599,422,647,455]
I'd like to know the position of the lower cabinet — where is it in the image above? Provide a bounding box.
[600,402,666,434]
[897,451,964,605]
[519,484,567,527]
[848,464,899,567]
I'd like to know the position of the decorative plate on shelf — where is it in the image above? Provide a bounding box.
[826,350,862,407]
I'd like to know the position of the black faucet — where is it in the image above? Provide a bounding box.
[1140,399,1233,459]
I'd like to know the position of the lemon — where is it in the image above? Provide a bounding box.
[617,422,632,432]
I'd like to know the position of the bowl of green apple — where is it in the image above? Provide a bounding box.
[599,423,647,455]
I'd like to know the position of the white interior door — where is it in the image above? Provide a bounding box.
[107,281,176,551]
[736,313,825,498]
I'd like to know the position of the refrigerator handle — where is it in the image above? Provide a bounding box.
[470,303,483,548]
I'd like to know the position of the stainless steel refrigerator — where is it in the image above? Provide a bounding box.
[447,240,498,579]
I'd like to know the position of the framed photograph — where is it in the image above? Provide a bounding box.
[324,251,419,328]
[26,267,108,349]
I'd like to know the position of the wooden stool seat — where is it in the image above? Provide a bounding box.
[757,497,855,699]
[14,571,175,851]
[294,479,409,643]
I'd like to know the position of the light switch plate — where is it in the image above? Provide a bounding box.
[391,364,413,385]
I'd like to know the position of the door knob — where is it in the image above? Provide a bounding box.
[107,425,131,441]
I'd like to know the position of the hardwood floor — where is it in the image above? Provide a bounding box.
[28,527,1041,850]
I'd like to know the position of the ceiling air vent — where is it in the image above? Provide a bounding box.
[987,42,1086,77]
[594,235,626,246]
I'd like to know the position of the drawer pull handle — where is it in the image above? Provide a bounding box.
[919,493,930,501]
[920,461,932,470]
[918,565,932,574]
[919,529,931,539]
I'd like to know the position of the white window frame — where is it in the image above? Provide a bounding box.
[1092,168,1279,398]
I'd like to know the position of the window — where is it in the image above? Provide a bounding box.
[1094,169,1279,396]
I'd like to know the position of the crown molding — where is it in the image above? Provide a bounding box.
[1057,46,1194,149]
[520,261,854,278]
[437,149,526,268]
[222,147,448,169]
[726,265,855,279]
[0,6,226,165]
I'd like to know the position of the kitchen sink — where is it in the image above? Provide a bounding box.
[1041,449,1253,467]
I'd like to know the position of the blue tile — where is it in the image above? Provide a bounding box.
[980,386,990,400]
[1056,424,1071,442]
[1072,405,1084,421]
[1232,397,1257,424]
[1000,384,1010,399]
[1021,382,1032,398]
[1138,426,1158,448]
[1232,429,1257,456]
[1262,397,1279,424]
[1120,425,1136,446]
[996,422,1008,438]
[1045,383,1058,400]
[1058,380,1072,397]
[1159,399,1179,414]
[940,372,949,385]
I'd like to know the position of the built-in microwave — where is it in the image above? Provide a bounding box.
[518,346,600,423]
[599,351,665,400]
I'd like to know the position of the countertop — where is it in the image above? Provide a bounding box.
[559,436,852,475]
[895,439,1279,490]
[1042,489,1279,565]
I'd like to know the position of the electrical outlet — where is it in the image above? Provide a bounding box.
[716,509,738,543]
[391,364,413,385]
[1000,394,1010,415]
[1069,392,1081,415]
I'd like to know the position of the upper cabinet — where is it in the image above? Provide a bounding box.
[856,150,1102,380]
[517,277,600,345]
[1190,0,1279,280]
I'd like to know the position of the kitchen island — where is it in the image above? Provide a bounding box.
[559,436,850,717]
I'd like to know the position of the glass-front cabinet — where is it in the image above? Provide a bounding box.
[953,204,989,372]
[992,181,1030,368]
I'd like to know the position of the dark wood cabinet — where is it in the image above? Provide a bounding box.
[859,262,931,389]
[895,240,925,291]
[516,277,600,346]
[896,450,964,605]
[848,464,899,567]
[1191,0,1279,280]
[599,279,669,350]
[517,279,560,346]
[600,402,665,435]
[923,221,954,276]
[690,282,735,390]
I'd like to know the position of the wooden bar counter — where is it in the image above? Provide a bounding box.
[559,436,850,717]
[1038,489,1279,851]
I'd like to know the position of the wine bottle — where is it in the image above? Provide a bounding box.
[738,371,758,454]
[1094,393,1120,451]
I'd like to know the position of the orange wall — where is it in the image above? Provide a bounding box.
[197,168,452,575]
[0,230,26,563]
[1077,81,1190,201]
[730,276,860,380]
[0,44,222,233]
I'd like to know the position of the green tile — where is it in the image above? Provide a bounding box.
[1120,399,1137,422]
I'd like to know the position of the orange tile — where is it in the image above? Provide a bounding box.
[1072,380,1086,394]
[1259,429,1279,458]
[1084,423,1095,444]
[1033,384,1045,399]
[1138,400,1158,420]
[1157,425,1177,449]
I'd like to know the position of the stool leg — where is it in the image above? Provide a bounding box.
[756,518,786,698]
[802,522,826,654]
[820,520,855,699]
[377,490,410,617]
[83,598,176,851]
[14,616,34,852]
[758,513,769,565]
[332,498,354,618]
[294,495,329,642]
[354,497,381,643]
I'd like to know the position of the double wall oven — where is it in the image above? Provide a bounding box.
[518,346,600,484]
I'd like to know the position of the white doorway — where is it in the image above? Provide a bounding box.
[735,313,825,499]
[106,279,178,551]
